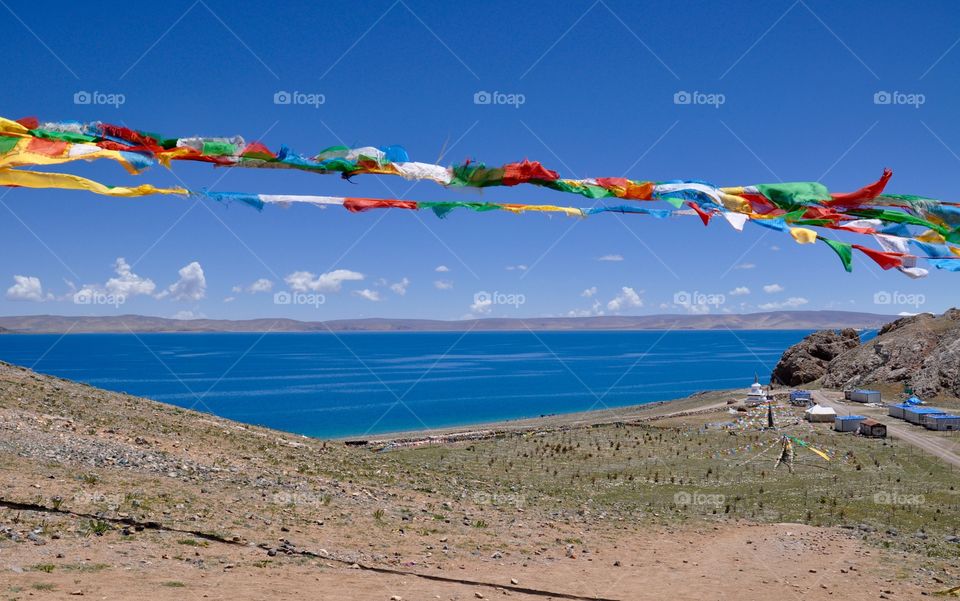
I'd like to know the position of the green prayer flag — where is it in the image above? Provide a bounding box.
[0,135,20,154]
[756,182,831,208]
[819,236,853,272]
[202,141,236,156]
[419,201,503,218]
[28,128,96,144]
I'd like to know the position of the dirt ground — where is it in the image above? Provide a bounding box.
[0,517,931,601]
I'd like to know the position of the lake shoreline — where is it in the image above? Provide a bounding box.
[339,388,740,445]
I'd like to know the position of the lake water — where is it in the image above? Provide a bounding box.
[0,330,812,438]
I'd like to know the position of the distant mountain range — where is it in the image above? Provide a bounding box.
[0,311,897,334]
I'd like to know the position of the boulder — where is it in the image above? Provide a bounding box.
[771,329,861,385]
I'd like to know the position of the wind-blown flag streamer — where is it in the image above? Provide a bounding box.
[2,115,959,277]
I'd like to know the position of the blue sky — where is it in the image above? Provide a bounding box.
[2,0,959,320]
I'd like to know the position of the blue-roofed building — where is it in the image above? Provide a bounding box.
[835,415,867,432]
[850,390,882,403]
[925,415,960,431]
[903,406,947,425]
[789,390,812,406]
[888,403,912,420]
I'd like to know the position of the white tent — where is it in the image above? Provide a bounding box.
[805,403,837,423]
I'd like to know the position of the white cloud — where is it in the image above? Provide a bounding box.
[729,286,750,296]
[223,296,236,303]
[106,258,156,298]
[770,245,781,252]
[505,265,528,271]
[247,278,273,294]
[470,295,492,314]
[354,289,381,302]
[606,287,643,313]
[389,277,410,296]
[435,265,450,272]
[285,269,363,293]
[434,280,453,290]
[567,300,604,317]
[581,286,598,298]
[762,283,784,294]
[597,254,624,262]
[758,297,809,310]
[6,275,51,302]
[158,261,206,301]
[733,263,756,270]
[231,285,242,294]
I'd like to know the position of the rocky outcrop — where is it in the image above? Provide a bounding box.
[770,329,861,385]
[822,309,960,399]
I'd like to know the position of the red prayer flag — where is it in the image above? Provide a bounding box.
[852,244,904,270]
[26,137,68,157]
[343,198,418,213]
[741,193,779,214]
[98,123,159,150]
[502,160,559,185]
[15,117,39,130]
[687,201,713,226]
[827,169,892,206]
[240,142,276,160]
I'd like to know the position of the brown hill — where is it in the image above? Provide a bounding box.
[0,310,896,334]
[772,309,960,400]
[822,309,960,399]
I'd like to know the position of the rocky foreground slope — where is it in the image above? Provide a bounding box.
[772,308,960,399]
[3,361,960,599]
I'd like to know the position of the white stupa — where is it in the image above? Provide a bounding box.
[745,374,768,407]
